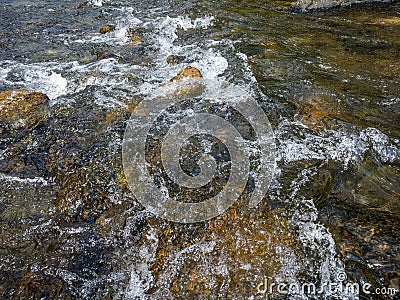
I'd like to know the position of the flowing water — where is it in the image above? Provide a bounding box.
[0,0,399,299]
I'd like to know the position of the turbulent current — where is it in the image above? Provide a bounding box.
[0,0,399,299]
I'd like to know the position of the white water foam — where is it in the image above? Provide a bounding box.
[155,15,214,53]
[277,121,400,166]
[139,15,227,85]
[286,169,357,300]
[0,61,68,99]
[0,59,145,105]
[89,0,103,6]
[72,7,142,45]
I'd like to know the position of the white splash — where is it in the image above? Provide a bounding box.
[89,0,102,7]
[276,121,399,166]
[0,61,68,99]
[191,49,229,79]
[73,7,143,45]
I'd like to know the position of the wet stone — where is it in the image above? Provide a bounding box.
[0,86,139,299]
[126,206,300,299]
[166,54,185,65]
[0,0,399,298]
[13,271,67,300]
[320,201,400,298]
[129,36,144,47]
[331,157,400,213]
[99,24,116,34]
[95,49,123,62]
[294,91,343,131]
[171,66,202,82]
[77,1,92,9]
[0,90,49,130]
[318,155,400,298]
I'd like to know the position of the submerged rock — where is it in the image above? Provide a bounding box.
[77,1,92,9]
[125,206,299,299]
[320,201,400,298]
[99,24,116,34]
[0,90,49,130]
[129,35,143,47]
[331,157,400,213]
[293,91,343,131]
[126,28,145,47]
[95,49,122,62]
[292,0,393,11]
[166,54,185,65]
[0,87,138,299]
[316,155,400,298]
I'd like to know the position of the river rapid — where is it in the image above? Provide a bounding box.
[0,0,399,299]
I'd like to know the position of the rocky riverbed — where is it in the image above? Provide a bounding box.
[0,0,399,299]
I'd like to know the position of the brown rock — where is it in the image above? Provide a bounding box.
[372,16,400,25]
[0,90,49,129]
[260,39,278,47]
[166,54,185,65]
[99,24,116,34]
[295,92,342,131]
[96,49,122,61]
[171,66,202,82]
[125,28,144,47]
[13,271,65,300]
[145,206,297,299]
[129,35,143,47]
[77,1,92,8]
